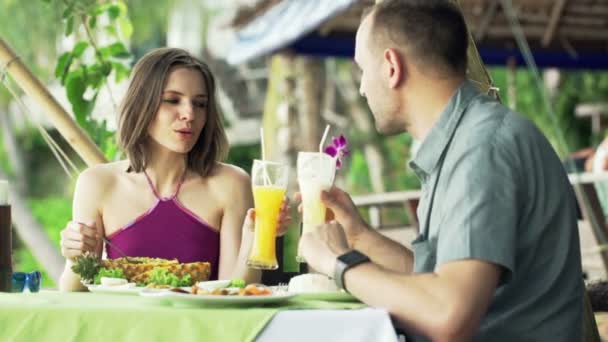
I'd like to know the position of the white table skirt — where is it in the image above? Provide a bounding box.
[256,308,402,342]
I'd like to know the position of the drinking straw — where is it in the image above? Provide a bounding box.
[319,124,330,153]
[260,127,267,161]
[260,128,271,186]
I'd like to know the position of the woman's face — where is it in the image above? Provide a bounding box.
[147,67,208,155]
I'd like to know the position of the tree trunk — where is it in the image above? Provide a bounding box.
[0,169,64,282]
[296,57,325,152]
[261,54,303,279]
[335,66,387,193]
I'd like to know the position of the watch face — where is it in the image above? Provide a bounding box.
[339,250,369,265]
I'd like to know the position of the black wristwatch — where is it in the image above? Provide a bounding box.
[334,250,370,291]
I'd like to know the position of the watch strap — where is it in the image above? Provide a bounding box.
[334,250,370,291]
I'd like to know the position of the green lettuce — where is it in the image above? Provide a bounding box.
[229,278,246,288]
[147,268,192,287]
[94,267,126,285]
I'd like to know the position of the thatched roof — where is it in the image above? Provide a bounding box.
[228,0,608,67]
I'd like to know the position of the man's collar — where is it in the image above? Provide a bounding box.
[409,80,479,176]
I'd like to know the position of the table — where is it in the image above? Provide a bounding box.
[258,308,400,342]
[0,291,400,342]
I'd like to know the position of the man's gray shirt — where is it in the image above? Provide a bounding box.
[409,81,583,341]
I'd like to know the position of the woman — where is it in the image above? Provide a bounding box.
[58,48,290,291]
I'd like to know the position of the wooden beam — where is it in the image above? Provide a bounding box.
[569,4,608,16]
[542,0,567,47]
[0,38,107,166]
[476,26,608,40]
[475,0,500,41]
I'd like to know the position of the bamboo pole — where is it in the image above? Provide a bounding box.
[0,38,107,166]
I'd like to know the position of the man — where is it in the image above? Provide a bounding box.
[298,0,584,341]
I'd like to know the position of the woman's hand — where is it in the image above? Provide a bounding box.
[243,196,292,237]
[60,221,100,261]
[276,196,292,236]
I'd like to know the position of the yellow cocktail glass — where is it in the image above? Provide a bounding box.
[247,160,288,270]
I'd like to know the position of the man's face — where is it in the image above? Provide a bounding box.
[354,15,405,136]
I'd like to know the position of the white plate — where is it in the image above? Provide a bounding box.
[196,280,231,291]
[292,291,359,302]
[86,283,143,295]
[139,288,296,306]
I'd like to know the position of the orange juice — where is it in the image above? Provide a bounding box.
[247,185,286,269]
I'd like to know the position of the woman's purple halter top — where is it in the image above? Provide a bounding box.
[106,171,220,279]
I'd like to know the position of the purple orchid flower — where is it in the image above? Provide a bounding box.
[324,135,349,169]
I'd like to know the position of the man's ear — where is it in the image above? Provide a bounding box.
[384,48,404,89]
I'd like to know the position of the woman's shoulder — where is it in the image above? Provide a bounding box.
[76,160,129,190]
[204,163,251,199]
[211,163,251,184]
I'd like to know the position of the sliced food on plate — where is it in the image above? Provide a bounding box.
[71,252,212,291]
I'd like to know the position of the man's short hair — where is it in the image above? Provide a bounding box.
[366,0,469,77]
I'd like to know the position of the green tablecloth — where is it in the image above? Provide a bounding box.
[0,291,365,342]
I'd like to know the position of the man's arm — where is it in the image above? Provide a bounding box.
[353,228,414,274]
[346,258,501,341]
[320,187,414,273]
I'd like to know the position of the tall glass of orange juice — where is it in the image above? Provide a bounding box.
[247,160,288,270]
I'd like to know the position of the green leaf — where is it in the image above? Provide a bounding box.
[112,62,130,82]
[62,3,75,19]
[100,62,112,76]
[65,70,96,124]
[116,1,128,16]
[94,267,125,285]
[101,42,130,59]
[65,16,75,36]
[88,15,97,29]
[107,4,121,20]
[92,3,109,16]
[71,252,100,283]
[55,52,73,82]
[87,62,111,89]
[229,278,246,288]
[72,41,89,58]
[104,25,118,38]
[117,17,133,40]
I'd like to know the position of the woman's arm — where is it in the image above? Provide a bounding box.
[58,167,107,291]
[216,166,260,283]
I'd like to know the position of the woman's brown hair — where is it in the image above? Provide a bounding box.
[117,48,228,176]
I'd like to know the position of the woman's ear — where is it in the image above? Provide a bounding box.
[384,48,404,89]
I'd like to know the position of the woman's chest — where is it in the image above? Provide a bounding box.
[101,184,224,236]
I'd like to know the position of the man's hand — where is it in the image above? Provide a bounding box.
[320,187,369,247]
[298,221,351,276]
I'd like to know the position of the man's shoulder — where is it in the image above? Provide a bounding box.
[461,97,546,150]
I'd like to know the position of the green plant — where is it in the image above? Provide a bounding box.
[44,0,134,160]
